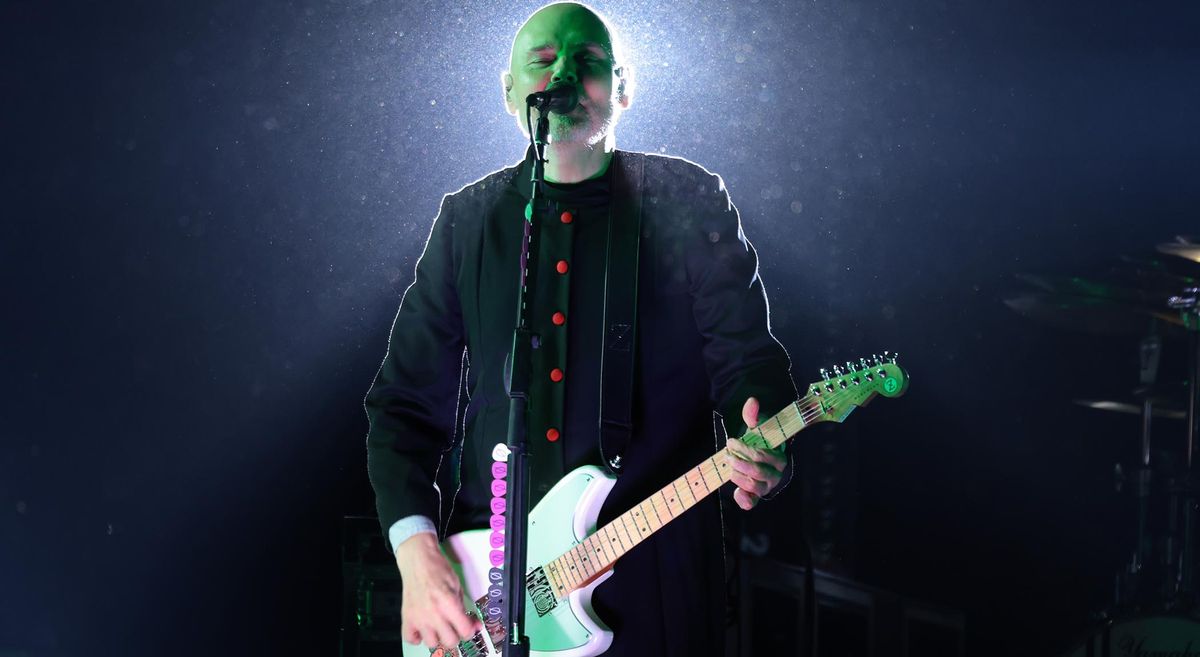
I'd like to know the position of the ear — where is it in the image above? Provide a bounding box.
[614,65,632,109]
[501,71,516,116]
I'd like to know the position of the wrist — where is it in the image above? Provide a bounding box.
[395,532,439,573]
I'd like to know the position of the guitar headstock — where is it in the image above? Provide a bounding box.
[803,352,909,424]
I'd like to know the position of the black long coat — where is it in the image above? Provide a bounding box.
[365,148,796,655]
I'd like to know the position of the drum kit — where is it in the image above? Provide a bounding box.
[1005,236,1200,654]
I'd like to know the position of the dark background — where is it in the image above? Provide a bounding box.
[3,0,1198,654]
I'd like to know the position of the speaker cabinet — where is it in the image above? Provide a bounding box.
[738,557,964,657]
[341,516,405,657]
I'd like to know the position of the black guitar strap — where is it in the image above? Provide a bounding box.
[598,151,644,477]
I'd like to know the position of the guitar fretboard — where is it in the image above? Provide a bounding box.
[541,394,820,597]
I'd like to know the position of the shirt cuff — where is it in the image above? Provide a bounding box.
[387,515,438,555]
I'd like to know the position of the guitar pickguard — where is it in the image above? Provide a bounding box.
[402,466,617,657]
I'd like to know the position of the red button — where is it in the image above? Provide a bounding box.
[555,260,569,274]
[549,368,564,382]
[552,311,566,326]
[560,211,574,224]
[546,428,560,442]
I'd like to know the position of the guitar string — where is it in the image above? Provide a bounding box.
[553,378,882,590]
[593,381,871,537]
[544,394,831,595]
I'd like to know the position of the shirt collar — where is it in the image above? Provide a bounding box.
[510,145,622,201]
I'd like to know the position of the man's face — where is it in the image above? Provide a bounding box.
[503,3,629,146]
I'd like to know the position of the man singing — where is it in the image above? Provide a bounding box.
[365,2,796,654]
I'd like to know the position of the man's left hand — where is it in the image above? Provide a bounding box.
[725,396,787,511]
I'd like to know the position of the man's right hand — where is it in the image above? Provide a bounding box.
[395,533,483,649]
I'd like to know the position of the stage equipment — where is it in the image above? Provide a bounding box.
[1073,398,1186,421]
[1006,244,1200,650]
[1061,615,1200,656]
[525,84,579,115]
[738,556,965,657]
[495,82,584,657]
[1158,236,1200,265]
[341,516,405,656]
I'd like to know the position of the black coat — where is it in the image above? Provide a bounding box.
[365,148,795,654]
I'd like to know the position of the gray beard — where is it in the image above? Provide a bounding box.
[548,108,612,146]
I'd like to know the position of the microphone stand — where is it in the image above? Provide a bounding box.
[501,102,552,657]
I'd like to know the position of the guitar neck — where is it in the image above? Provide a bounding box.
[541,394,821,598]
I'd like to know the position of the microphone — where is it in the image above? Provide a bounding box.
[525,84,579,114]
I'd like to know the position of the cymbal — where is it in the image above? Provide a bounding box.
[1003,293,1183,335]
[1016,273,1180,307]
[1117,254,1199,284]
[1007,244,1200,335]
[1158,237,1200,265]
[1073,399,1187,420]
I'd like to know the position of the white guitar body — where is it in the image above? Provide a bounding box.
[401,465,618,657]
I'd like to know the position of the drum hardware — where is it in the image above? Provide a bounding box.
[1166,285,1200,605]
[1008,244,1200,654]
[1111,326,1168,605]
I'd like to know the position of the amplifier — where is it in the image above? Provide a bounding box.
[738,556,965,657]
[341,516,405,656]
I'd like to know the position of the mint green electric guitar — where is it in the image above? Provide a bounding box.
[403,354,909,657]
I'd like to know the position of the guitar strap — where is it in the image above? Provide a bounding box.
[598,151,644,477]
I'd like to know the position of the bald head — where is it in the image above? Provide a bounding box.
[501,2,632,145]
[509,3,621,74]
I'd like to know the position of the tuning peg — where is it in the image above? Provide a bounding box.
[888,351,899,364]
[845,361,857,372]
[859,357,869,369]
[820,367,831,381]
[832,365,843,376]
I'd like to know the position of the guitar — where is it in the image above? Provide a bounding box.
[403,354,909,657]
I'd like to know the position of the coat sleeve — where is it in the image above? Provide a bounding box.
[686,172,799,495]
[364,194,466,541]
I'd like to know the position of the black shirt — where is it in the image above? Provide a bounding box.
[537,161,614,481]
